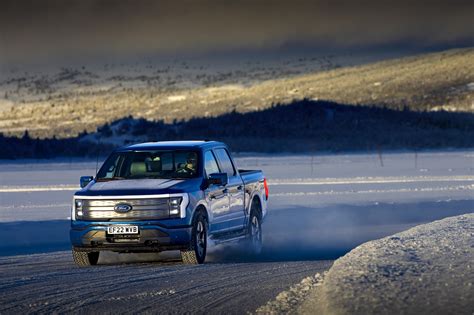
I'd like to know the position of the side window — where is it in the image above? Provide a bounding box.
[204,150,220,177]
[214,148,236,176]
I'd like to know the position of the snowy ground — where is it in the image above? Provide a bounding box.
[298,213,474,315]
[0,150,473,313]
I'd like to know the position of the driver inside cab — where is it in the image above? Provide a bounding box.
[178,153,197,175]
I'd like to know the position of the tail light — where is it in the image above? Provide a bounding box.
[263,178,269,200]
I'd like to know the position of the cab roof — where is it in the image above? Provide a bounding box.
[118,140,226,151]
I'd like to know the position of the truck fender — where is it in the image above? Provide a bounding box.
[193,200,211,223]
[249,184,267,222]
[247,191,263,218]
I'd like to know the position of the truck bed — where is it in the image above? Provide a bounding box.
[239,169,264,185]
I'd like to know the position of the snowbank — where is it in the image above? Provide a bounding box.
[255,272,326,314]
[298,214,474,315]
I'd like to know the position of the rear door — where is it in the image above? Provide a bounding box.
[203,150,230,233]
[213,148,246,230]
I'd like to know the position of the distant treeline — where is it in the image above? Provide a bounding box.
[1,99,473,159]
[0,132,114,159]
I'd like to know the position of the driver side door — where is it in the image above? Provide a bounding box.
[203,150,230,233]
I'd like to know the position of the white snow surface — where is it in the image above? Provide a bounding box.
[0,150,473,257]
[298,213,474,315]
[0,150,473,314]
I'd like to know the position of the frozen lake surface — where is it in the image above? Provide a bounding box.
[0,150,473,314]
[1,150,473,258]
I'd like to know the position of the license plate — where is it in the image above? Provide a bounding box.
[107,225,139,235]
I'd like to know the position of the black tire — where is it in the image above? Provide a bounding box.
[181,211,208,264]
[72,247,100,267]
[247,203,263,255]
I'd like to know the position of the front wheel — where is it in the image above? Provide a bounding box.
[181,211,208,264]
[247,210,263,255]
[72,247,100,267]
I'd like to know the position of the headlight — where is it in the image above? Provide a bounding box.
[74,199,84,218]
[75,200,83,208]
[168,197,182,217]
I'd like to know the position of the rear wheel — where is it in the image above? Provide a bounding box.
[247,206,263,255]
[181,211,208,264]
[72,247,100,267]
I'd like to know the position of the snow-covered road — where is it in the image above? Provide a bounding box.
[0,150,473,313]
[0,252,332,314]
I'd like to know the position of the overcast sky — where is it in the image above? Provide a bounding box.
[1,0,473,65]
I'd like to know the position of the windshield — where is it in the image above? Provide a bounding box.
[96,150,199,180]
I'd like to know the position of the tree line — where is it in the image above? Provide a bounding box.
[1,99,473,159]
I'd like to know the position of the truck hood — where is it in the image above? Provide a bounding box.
[77,178,185,196]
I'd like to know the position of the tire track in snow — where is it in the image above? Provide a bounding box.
[0,203,70,210]
[271,184,474,197]
[0,185,78,192]
[1,175,472,192]
[269,175,474,185]
[0,252,332,314]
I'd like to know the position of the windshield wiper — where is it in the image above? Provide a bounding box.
[96,176,126,182]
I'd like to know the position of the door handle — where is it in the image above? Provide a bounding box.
[237,185,243,190]
[223,188,229,194]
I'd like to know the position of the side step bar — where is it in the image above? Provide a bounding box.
[212,235,247,245]
[210,228,248,245]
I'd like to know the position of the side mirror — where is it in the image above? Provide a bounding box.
[80,176,94,188]
[207,173,228,187]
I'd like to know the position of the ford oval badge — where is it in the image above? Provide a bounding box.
[114,203,132,213]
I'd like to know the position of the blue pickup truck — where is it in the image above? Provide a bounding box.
[70,141,268,266]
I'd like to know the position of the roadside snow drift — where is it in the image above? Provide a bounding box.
[298,214,474,315]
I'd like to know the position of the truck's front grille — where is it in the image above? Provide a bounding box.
[82,198,170,220]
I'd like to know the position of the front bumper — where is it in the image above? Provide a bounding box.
[70,220,192,253]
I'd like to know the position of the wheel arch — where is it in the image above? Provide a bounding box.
[250,194,263,219]
[194,202,209,221]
